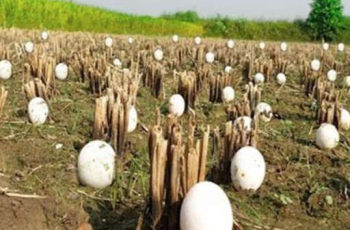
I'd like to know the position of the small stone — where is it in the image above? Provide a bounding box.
[55,143,63,150]
[325,195,333,205]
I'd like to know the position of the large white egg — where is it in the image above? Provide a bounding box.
[40,31,49,41]
[168,94,185,117]
[231,146,266,191]
[344,76,350,88]
[28,97,49,125]
[113,58,122,67]
[315,123,339,149]
[327,69,337,82]
[194,36,201,45]
[234,116,252,131]
[338,43,345,52]
[128,37,134,44]
[340,108,350,131]
[127,106,138,133]
[227,39,235,49]
[154,49,164,61]
[280,42,288,52]
[24,42,34,53]
[224,66,232,73]
[222,86,235,103]
[311,59,321,71]
[254,72,265,84]
[105,37,113,47]
[180,181,233,230]
[276,73,286,85]
[259,42,266,50]
[205,52,215,63]
[78,140,116,189]
[323,43,329,51]
[172,34,179,43]
[255,102,273,122]
[0,60,12,80]
[55,63,68,80]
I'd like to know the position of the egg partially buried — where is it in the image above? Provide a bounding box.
[113,58,122,68]
[78,140,116,189]
[254,73,265,84]
[41,31,49,41]
[168,94,185,117]
[231,146,266,191]
[255,102,273,122]
[55,63,68,80]
[154,49,164,61]
[315,123,339,149]
[227,39,235,49]
[180,181,234,230]
[0,60,12,80]
[222,86,235,103]
[127,106,138,133]
[311,59,321,71]
[105,37,113,47]
[194,36,201,45]
[233,116,253,131]
[276,73,286,85]
[205,52,215,63]
[340,108,350,131]
[172,34,179,43]
[24,41,34,53]
[28,97,49,125]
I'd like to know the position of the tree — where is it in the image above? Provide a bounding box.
[306,0,345,41]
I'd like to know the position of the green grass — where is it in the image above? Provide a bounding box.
[0,0,204,36]
[0,0,349,43]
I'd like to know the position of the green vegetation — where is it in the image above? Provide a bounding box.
[0,0,349,43]
[307,0,345,41]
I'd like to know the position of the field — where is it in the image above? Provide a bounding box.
[0,28,350,230]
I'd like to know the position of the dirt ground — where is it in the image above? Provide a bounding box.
[1,29,350,230]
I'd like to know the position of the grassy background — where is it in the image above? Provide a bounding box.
[0,0,349,43]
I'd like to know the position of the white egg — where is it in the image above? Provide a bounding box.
[172,34,179,43]
[311,59,321,71]
[77,140,116,189]
[222,86,235,103]
[327,69,337,82]
[55,63,68,80]
[24,42,34,53]
[340,108,350,131]
[254,73,265,84]
[105,37,113,47]
[40,31,49,41]
[154,49,164,61]
[323,43,329,51]
[194,36,201,45]
[255,102,273,122]
[259,42,266,50]
[168,94,185,117]
[113,58,122,67]
[128,37,134,44]
[127,106,138,133]
[205,52,215,63]
[315,123,339,149]
[276,73,286,85]
[338,43,345,52]
[0,60,12,80]
[122,68,130,75]
[227,39,235,49]
[280,42,288,52]
[231,146,266,191]
[180,181,233,230]
[28,97,49,125]
[344,76,350,88]
[224,66,232,73]
[234,116,252,131]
